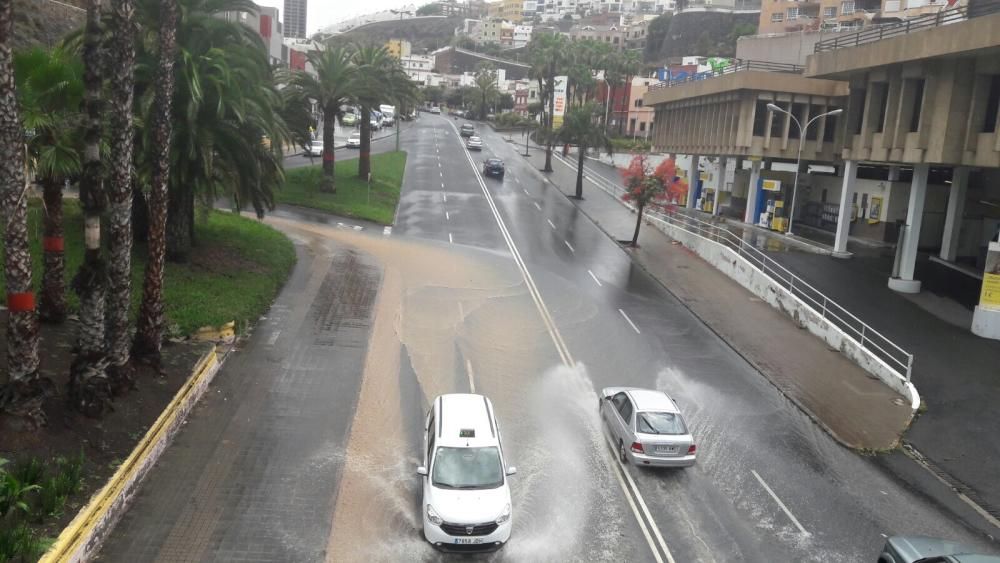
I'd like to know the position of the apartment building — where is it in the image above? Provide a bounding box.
[402,54,436,84]
[569,19,648,48]
[283,0,306,39]
[513,24,534,46]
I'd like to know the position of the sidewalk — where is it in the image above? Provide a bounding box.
[536,148,1000,520]
[521,148,913,450]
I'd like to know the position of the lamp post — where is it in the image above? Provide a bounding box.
[766,103,843,236]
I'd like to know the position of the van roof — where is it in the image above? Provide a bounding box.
[436,394,499,448]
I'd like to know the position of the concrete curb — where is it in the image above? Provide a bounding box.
[40,344,227,563]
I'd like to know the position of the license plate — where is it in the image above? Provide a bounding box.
[656,445,677,454]
[455,538,484,544]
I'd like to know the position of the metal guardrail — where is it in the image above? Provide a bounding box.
[814,0,1000,52]
[648,59,804,91]
[567,154,915,382]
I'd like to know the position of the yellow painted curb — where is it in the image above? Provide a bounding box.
[40,345,222,563]
[193,321,236,342]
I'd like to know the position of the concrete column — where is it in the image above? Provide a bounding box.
[686,154,700,209]
[889,163,929,293]
[713,157,728,217]
[833,159,857,258]
[940,166,970,262]
[887,165,901,182]
[744,160,762,224]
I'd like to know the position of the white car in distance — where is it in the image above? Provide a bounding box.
[418,394,515,553]
[305,140,323,157]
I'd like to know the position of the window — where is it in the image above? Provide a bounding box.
[639,121,646,132]
[611,392,628,413]
[841,0,854,14]
[806,104,823,140]
[618,397,633,422]
[984,74,1000,133]
[909,78,925,132]
[634,99,643,108]
[823,6,836,17]
[874,83,889,133]
[432,447,503,490]
[770,103,786,138]
[771,12,785,21]
[788,103,807,139]
[852,89,867,134]
[636,412,687,435]
[752,100,769,136]
[787,6,799,18]
[630,118,637,132]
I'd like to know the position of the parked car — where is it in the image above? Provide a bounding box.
[418,394,515,552]
[347,132,361,148]
[599,387,696,468]
[305,140,323,157]
[342,113,357,126]
[878,536,1000,562]
[483,158,504,179]
[460,123,475,137]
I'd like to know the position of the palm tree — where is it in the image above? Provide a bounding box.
[69,0,112,416]
[133,0,178,366]
[528,33,568,173]
[555,103,612,200]
[617,50,642,136]
[0,0,45,423]
[287,47,356,193]
[351,44,414,180]
[473,62,498,119]
[14,47,84,324]
[104,0,138,392]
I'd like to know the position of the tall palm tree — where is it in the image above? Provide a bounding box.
[528,33,568,173]
[617,50,642,136]
[104,0,138,393]
[133,0,178,366]
[473,62,498,119]
[0,0,45,423]
[555,103,612,200]
[350,45,413,180]
[14,47,84,324]
[287,47,356,194]
[69,0,111,416]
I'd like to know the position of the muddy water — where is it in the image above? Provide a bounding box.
[265,217,639,562]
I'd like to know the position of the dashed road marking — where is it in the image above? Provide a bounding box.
[266,330,281,345]
[547,219,556,229]
[522,188,530,196]
[465,359,476,393]
[383,226,392,236]
[564,240,575,253]
[619,309,640,334]
[588,269,603,287]
[442,193,447,202]
[533,202,542,211]
[514,176,521,184]
[445,211,450,221]
[448,232,454,244]
[751,470,810,536]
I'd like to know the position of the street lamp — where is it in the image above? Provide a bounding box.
[766,103,843,236]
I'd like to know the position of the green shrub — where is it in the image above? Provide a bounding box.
[0,522,48,563]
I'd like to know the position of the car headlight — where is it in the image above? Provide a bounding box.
[426,504,443,526]
[495,503,511,524]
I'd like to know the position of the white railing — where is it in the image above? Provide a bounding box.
[564,153,915,382]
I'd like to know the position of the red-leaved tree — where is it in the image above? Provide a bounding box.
[621,155,687,247]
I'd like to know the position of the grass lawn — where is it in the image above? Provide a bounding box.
[1,201,296,336]
[276,150,407,224]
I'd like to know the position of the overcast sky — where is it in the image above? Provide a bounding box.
[254,0,421,34]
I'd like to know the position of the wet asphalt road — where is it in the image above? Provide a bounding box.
[98,115,994,562]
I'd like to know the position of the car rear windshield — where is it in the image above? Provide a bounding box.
[432,446,503,490]
[637,412,687,435]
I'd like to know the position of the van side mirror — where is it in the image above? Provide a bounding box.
[416,466,428,476]
[506,466,517,476]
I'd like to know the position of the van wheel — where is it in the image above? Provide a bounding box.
[619,441,628,464]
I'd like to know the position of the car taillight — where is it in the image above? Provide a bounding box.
[687,444,697,455]
[630,442,644,454]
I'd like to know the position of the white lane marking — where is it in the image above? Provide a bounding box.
[547,219,556,230]
[439,171,443,177]
[514,176,521,184]
[448,232,454,244]
[465,359,476,393]
[619,309,640,334]
[438,162,442,167]
[442,193,447,202]
[457,301,464,319]
[751,470,810,536]
[533,202,542,211]
[588,269,603,287]
[604,435,665,563]
[266,330,281,345]
[564,240,575,253]
[445,211,450,221]
[383,226,391,237]
[441,182,445,188]
[522,188,530,196]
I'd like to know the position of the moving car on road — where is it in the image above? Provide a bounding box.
[418,394,515,553]
[429,106,442,114]
[600,387,696,468]
[482,158,504,179]
[305,140,323,157]
[466,136,483,151]
[878,536,1000,562]
[460,123,475,137]
[346,132,361,148]
[342,113,357,126]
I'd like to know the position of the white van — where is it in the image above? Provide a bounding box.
[417,394,515,553]
[379,104,396,126]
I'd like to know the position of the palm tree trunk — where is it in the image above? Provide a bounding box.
[631,202,644,247]
[359,106,372,180]
[70,0,111,416]
[574,145,585,199]
[0,0,46,423]
[39,177,67,323]
[617,82,627,137]
[165,176,191,262]
[134,0,178,367]
[105,0,137,393]
[320,106,335,193]
[544,74,555,173]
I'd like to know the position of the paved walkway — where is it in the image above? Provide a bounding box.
[540,147,1000,520]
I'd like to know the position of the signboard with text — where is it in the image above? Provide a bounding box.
[981,242,1000,310]
[552,75,568,128]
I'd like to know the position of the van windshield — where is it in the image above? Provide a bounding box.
[432,446,503,490]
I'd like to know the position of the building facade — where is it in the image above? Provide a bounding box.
[283,0,307,39]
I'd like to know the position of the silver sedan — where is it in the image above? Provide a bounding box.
[599,387,696,468]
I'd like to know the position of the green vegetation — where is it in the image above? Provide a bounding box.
[0,201,295,335]
[0,454,85,562]
[644,11,758,61]
[611,137,653,153]
[277,151,408,225]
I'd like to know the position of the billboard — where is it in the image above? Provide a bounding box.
[552,75,568,128]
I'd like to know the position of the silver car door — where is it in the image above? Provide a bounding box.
[617,397,634,445]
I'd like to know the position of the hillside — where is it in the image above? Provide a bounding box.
[323,16,465,53]
[14,0,85,51]
[644,11,758,63]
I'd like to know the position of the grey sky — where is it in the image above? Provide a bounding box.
[255,0,422,34]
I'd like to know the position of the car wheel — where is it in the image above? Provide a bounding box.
[619,440,628,464]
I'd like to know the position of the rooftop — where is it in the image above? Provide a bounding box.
[438,394,498,446]
[628,389,679,412]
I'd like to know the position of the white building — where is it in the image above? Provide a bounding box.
[513,24,533,47]
[402,54,436,85]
